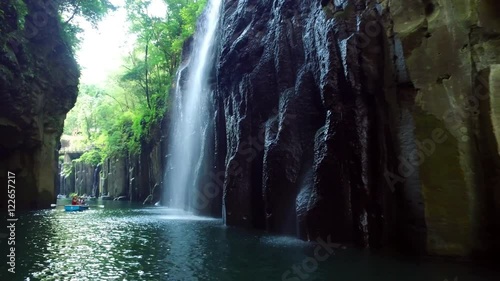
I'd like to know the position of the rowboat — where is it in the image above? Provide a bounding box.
[64,205,90,212]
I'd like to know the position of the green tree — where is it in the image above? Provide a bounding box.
[63,0,207,164]
[60,0,116,27]
[58,0,116,49]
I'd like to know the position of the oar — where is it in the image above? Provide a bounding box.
[51,204,105,208]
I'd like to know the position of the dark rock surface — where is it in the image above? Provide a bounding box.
[184,0,500,257]
[0,0,79,209]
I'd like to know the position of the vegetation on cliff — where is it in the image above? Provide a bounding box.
[63,0,206,164]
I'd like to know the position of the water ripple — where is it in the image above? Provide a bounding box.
[8,205,499,281]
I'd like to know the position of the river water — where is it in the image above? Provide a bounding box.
[1,202,498,281]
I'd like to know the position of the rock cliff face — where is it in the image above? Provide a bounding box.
[99,137,165,202]
[110,122,167,202]
[186,0,500,257]
[59,117,167,204]
[0,0,79,209]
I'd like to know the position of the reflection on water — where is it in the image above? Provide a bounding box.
[2,202,498,281]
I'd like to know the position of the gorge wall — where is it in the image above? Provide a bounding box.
[99,129,166,203]
[59,118,167,204]
[2,0,499,260]
[178,0,500,257]
[0,0,79,209]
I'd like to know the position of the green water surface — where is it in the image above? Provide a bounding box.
[1,201,498,281]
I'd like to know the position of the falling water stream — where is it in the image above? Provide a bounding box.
[164,0,222,211]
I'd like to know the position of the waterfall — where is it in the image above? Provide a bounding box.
[163,0,222,211]
[92,164,101,198]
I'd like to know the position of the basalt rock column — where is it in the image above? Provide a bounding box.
[210,0,500,257]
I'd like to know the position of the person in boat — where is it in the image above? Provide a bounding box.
[71,196,79,205]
